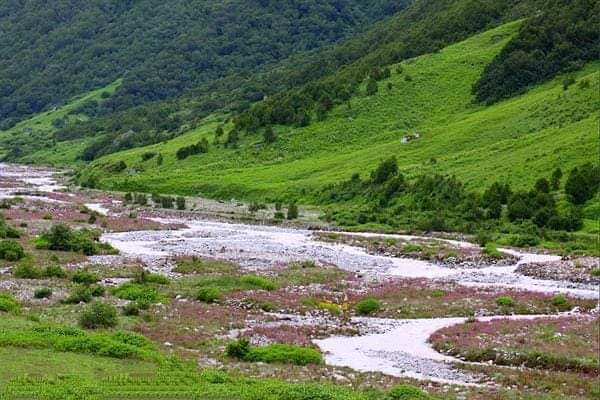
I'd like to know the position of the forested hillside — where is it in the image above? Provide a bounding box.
[0,0,404,127]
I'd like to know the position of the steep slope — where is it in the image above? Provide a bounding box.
[0,0,404,126]
[1,0,544,162]
[79,21,599,199]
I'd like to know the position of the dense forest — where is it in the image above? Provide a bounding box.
[1,0,597,164]
[474,0,600,103]
[0,0,404,127]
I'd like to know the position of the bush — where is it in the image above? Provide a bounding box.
[72,270,99,285]
[244,344,323,366]
[196,287,223,303]
[112,283,164,303]
[226,337,250,359]
[122,302,140,316]
[44,264,67,278]
[64,286,93,304]
[240,275,277,291]
[591,268,600,277]
[34,287,52,299]
[134,269,170,285]
[483,243,502,259]
[495,296,515,307]
[551,294,571,311]
[355,297,381,315]
[12,260,42,279]
[286,203,299,220]
[388,384,432,399]
[0,293,19,312]
[79,302,118,329]
[176,196,186,210]
[0,240,25,261]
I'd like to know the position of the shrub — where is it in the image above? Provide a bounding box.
[483,243,502,259]
[0,240,25,261]
[274,211,285,220]
[64,286,93,304]
[0,293,19,312]
[112,283,164,303]
[551,294,571,311]
[226,337,250,359]
[240,275,277,291]
[591,268,600,277]
[34,287,52,299]
[496,296,515,307]
[72,270,99,285]
[176,196,186,210]
[88,284,106,297]
[286,203,299,220]
[134,269,170,285]
[355,297,381,315]
[12,260,42,279]
[44,264,67,278]
[388,385,432,399]
[79,302,118,329]
[196,287,223,303]
[244,344,323,365]
[160,196,174,209]
[122,303,140,316]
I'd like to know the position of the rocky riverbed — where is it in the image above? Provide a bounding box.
[0,163,598,393]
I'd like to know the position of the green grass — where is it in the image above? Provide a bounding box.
[0,79,121,165]
[80,21,597,202]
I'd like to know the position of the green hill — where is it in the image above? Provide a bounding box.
[79,21,598,199]
[0,0,404,126]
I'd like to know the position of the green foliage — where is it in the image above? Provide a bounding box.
[355,297,381,315]
[496,296,516,307]
[79,302,118,329]
[551,294,571,311]
[34,288,52,299]
[176,138,209,160]
[0,293,19,313]
[0,215,20,239]
[565,163,600,205]
[176,196,186,210]
[196,287,224,304]
[36,224,106,255]
[0,0,401,128]
[12,260,42,279]
[0,240,25,261]
[225,337,250,359]
[483,243,502,259]
[63,286,94,304]
[112,283,165,304]
[239,275,277,291]
[0,322,157,360]
[44,264,67,278]
[474,0,599,103]
[388,385,432,400]
[227,338,323,366]
[72,271,99,286]
[244,344,323,366]
[287,203,299,220]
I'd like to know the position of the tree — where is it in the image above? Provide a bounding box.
[371,157,398,184]
[176,196,186,210]
[565,164,600,205]
[366,78,378,95]
[287,203,299,220]
[534,178,550,193]
[263,126,276,144]
[551,167,562,190]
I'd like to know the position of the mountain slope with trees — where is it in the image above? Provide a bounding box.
[0,0,405,127]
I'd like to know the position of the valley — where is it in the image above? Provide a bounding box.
[0,163,597,399]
